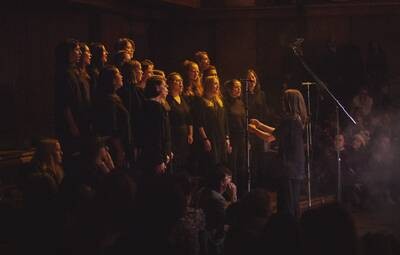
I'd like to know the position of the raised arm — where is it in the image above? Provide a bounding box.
[249,119,275,133]
[248,123,276,143]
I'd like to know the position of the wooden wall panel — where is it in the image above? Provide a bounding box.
[1,2,400,149]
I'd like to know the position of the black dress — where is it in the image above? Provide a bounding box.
[93,94,131,168]
[139,99,171,174]
[225,97,247,195]
[273,115,305,217]
[118,85,146,149]
[248,90,268,186]
[198,97,228,176]
[55,66,88,155]
[166,95,192,173]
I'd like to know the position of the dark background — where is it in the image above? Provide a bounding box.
[1,0,400,149]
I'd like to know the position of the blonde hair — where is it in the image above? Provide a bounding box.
[203,76,223,107]
[182,60,203,97]
[32,139,64,184]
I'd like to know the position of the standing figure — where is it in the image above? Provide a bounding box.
[224,79,247,197]
[54,38,84,160]
[198,76,231,177]
[246,69,269,188]
[166,72,193,174]
[139,75,172,176]
[249,89,307,217]
[88,43,109,96]
[92,66,130,168]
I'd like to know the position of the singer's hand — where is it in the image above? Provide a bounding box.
[249,119,260,127]
[248,124,257,133]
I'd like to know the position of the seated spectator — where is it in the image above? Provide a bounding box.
[196,165,237,255]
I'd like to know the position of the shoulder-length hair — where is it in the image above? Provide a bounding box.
[247,69,261,93]
[121,60,141,86]
[55,38,80,69]
[282,89,308,127]
[90,42,108,68]
[182,60,203,97]
[145,75,165,99]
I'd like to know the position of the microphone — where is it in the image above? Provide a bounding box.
[302,81,316,86]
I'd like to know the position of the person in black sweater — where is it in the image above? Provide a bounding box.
[92,65,130,168]
[54,38,83,158]
[249,89,307,217]
[118,60,146,164]
[224,79,247,197]
[198,76,231,178]
[139,75,172,176]
[166,72,193,174]
[246,69,269,188]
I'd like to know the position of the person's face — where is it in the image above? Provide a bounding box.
[70,44,82,65]
[101,46,108,64]
[82,45,91,66]
[208,69,218,77]
[143,64,154,81]
[352,137,362,150]
[158,80,169,99]
[53,142,63,164]
[334,135,345,151]
[170,75,183,95]
[125,42,134,59]
[188,64,200,81]
[114,69,123,89]
[247,71,257,91]
[134,65,143,83]
[199,54,210,71]
[210,79,219,96]
[230,81,242,98]
[221,174,231,193]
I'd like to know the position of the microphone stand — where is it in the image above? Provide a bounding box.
[242,79,251,193]
[291,44,356,205]
[303,81,313,207]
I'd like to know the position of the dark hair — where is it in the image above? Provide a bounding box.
[145,75,165,98]
[113,50,130,69]
[114,37,135,52]
[194,50,208,64]
[98,65,119,95]
[120,60,141,85]
[90,42,108,68]
[55,38,80,68]
[207,164,232,189]
[247,69,261,93]
[153,69,165,77]
[141,59,154,72]
[282,89,308,127]
[224,79,240,96]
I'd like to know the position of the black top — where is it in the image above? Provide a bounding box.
[225,97,246,136]
[167,95,193,129]
[140,100,172,167]
[118,84,146,147]
[198,97,228,164]
[93,94,131,143]
[273,116,305,180]
[55,66,87,137]
[248,90,268,123]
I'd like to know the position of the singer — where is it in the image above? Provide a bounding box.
[248,89,307,217]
